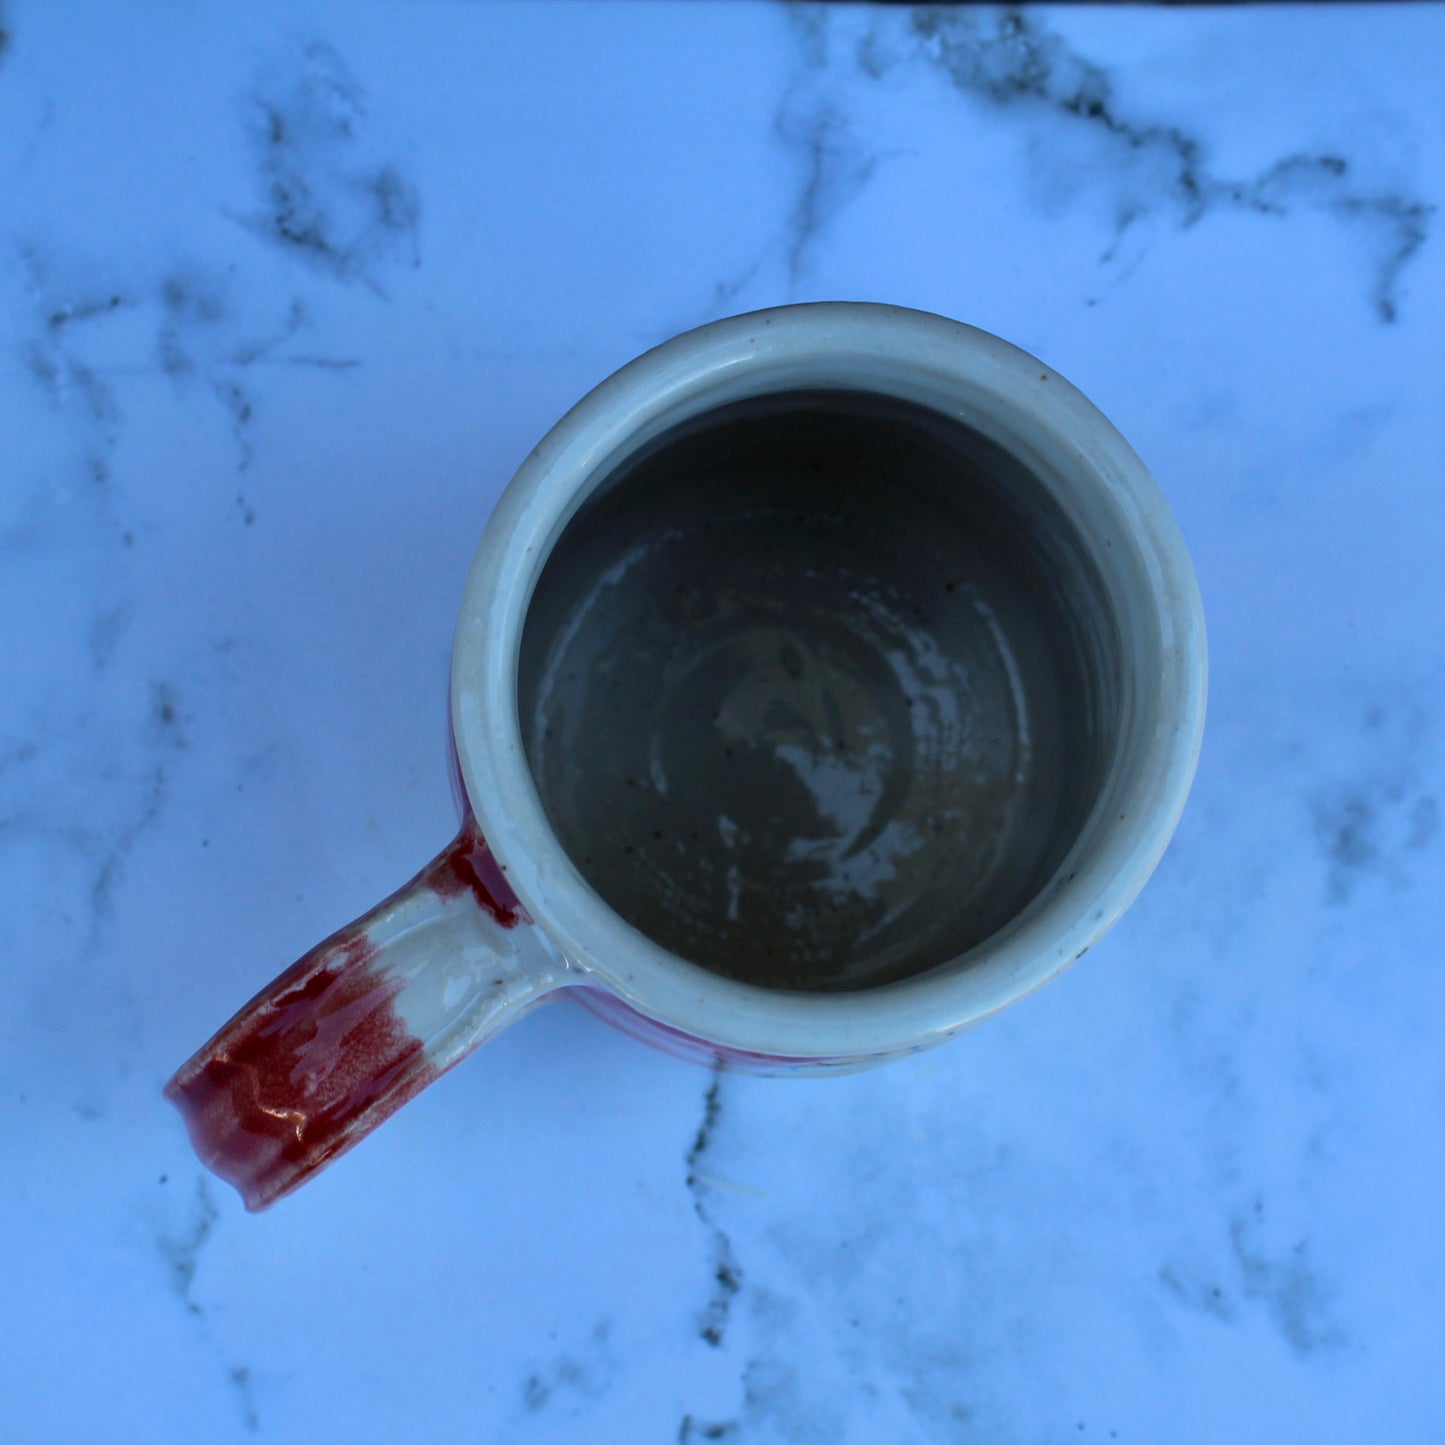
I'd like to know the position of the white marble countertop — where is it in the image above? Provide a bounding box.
[3,3,1442,1440]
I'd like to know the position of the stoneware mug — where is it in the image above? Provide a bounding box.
[167,302,1207,1211]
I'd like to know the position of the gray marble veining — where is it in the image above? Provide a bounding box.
[0,3,1441,1441]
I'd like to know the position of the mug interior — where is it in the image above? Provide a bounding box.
[517,389,1122,992]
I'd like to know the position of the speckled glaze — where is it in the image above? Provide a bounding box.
[518,389,1115,995]
[458,302,1206,1061]
[169,302,1205,1207]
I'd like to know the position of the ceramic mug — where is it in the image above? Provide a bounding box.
[167,302,1206,1210]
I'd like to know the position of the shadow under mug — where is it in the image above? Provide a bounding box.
[167,303,1206,1210]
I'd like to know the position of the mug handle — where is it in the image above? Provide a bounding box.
[165,819,569,1211]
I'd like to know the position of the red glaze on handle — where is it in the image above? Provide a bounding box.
[165,931,429,1210]
[166,819,547,1211]
[432,826,527,925]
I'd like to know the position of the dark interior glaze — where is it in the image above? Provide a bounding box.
[517,390,1121,991]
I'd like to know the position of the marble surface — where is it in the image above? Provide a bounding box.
[2,3,1442,1440]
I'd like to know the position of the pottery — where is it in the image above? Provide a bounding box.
[167,302,1206,1210]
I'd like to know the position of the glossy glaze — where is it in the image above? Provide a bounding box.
[165,932,433,1211]
[520,390,1119,991]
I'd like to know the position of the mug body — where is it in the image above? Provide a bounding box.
[168,301,1206,1210]
[452,301,1207,1070]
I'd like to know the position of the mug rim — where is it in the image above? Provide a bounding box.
[451,302,1206,1061]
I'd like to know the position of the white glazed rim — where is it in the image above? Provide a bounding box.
[452,303,1206,1061]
